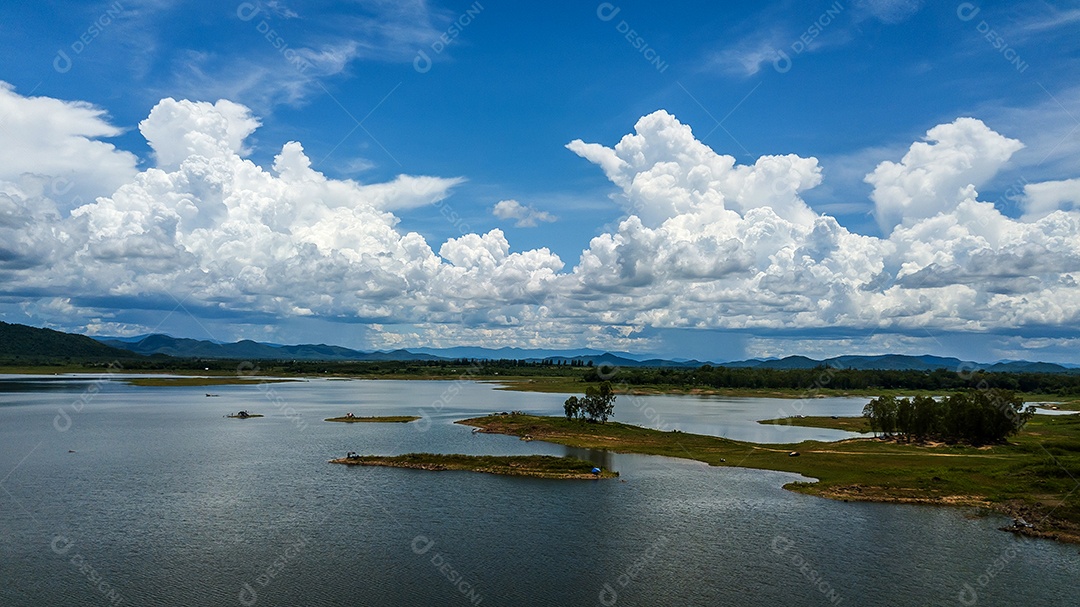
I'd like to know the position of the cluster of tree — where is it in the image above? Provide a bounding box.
[563,382,617,423]
[862,390,1035,444]
[543,358,595,367]
[583,365,1080,396]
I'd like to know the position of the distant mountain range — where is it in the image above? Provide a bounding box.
[94,334,445,362]
[1,322,1076,373]
[91,331,1078,373]
[721,354,1076,374]
[92,333,678,365]
[0,321,134,359]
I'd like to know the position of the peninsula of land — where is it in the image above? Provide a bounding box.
[329,453,617,479]
[460,413,1080,544]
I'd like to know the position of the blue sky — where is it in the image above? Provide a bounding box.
[1,0,1079,361]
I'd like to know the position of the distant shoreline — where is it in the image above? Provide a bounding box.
[1,369,1076,406]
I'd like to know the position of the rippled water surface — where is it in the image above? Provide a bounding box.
[1,376,1076,606]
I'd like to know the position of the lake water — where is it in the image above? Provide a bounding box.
[1,376,1076,606]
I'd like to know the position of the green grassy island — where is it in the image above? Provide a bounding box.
[459,413,1080,544]
[325,415,421,423]
[329,453,618,479]
[759,415,873,433]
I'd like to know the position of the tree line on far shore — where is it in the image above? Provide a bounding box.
[584,365,1080,395]
[862,389,1034,445]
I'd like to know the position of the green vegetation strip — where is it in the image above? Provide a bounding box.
[491,375,920,397]
[460,414,1080,544]
[492,377,1080,404]
[325,415,420,423]
[759,416,872,433]
[329,453,618,479]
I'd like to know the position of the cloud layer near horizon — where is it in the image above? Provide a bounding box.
[2,83,1079,352]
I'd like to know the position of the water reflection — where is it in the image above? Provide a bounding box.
[562,445,615,471]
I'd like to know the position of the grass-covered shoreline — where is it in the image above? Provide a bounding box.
[329,453,618,479]
[325,415,420,423]
[758,415,873,432]
[460,413,1080,544]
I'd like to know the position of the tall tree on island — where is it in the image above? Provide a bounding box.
[564,395,583,421]
[564,382,617,423]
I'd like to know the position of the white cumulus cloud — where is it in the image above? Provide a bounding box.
[1022,178,1080,220]
[3,86,1080,354]
[492,199,557,227]
[566,110,1080,337]
[866,117,1024,233]
[567,110,822,227]
[0,82,138,209]
[140,98,262,169]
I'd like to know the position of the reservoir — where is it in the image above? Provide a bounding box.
[1,376,1075,606]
